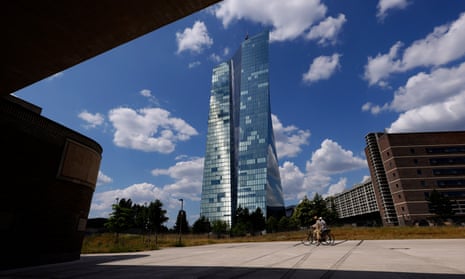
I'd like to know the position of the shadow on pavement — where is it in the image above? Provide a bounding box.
[0,253,463,279]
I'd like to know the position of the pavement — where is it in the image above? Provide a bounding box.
[1,239,464,278]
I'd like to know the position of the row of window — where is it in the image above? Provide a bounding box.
[391,168,465,177]
[426,146,465,154]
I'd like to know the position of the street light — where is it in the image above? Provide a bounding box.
[178,199,184,244]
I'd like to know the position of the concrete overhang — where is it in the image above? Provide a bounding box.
[1,0,221,96]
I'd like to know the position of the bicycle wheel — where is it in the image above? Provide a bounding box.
[309,233,317,245]
[303,232,314,246]
[320,230,334,246]
[325,232,335,246]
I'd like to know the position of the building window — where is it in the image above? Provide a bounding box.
[420,181,426,186]
[414,159,418,164]
[433,168,465,175]
[437,180,465,187]
[417,169,422,175]
[410,148,415,154]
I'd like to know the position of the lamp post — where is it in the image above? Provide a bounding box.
[178,198,183,244]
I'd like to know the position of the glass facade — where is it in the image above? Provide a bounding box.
[201,31,285,226]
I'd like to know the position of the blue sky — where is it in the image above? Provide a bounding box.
[14,0,465,227]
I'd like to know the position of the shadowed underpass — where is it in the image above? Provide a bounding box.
[1,240,464,279]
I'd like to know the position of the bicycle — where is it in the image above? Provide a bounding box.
[302,227,335,246]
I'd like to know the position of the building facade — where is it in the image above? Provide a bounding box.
[365,131,465,226]
[1,95,102,269]
[200,31,285,226]
[333,179,379,220]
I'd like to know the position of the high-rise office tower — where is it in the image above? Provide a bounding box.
[200,31,285,226]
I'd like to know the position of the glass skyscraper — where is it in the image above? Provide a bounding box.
[200,31,285,226]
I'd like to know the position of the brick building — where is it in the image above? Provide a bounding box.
[365,131,465,226]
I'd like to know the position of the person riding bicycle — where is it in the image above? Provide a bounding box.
[319,216,328,232]
[312,216,328,243]
[311,216,322,242]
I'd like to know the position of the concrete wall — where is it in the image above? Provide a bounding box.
[0,96,102,269]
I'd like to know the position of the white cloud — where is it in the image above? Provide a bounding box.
[279,161,306,200]
[91,141,367,225]
[209,47,232,64]
[272,114,310,158]
[78,110,105,128]
[139,89,159,105]
[47,71,64,81]
[223,47,230,57]
[176,21,213,54]
[188,61,201,68]
[377,0,409,20]
[361,102,388,115]
[90,157,205,226]
[209,53,222,63]
[280,139,367,201]
[365,61,465,132]
[364,13,465,86]
[97,170,113,186]
[303,54,341,84]
[364,41,403,86]
[90,182,170,221]
[324,177,347,197]
[390,63,465,112]
[152,157,204,201]
[361,176,371,183]
[140,89,151,98]
[108,107,198,153]
[401,13,465,69]
[306,139,367,175]
[213,0,327,42]
[388,97,465,133]
[306,14,346,45]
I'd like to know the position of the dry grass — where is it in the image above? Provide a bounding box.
[82,225,465,253]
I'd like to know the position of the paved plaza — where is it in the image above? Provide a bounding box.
[1,239,464,278]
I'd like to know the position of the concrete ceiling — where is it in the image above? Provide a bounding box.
[1,0,221,96]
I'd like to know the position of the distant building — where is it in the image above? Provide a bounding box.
[333,179,379,221]
[200,31,285,226]
[365,131,465,226]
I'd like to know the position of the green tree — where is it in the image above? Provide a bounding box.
[192,216,211,234]
[211,220,228,238]
[132,203,149,233]
[250,207,266,235]
[276,216,298,231]
[324,196,339,224]
[231,206,250,236]
[146,200,168,245]
[266,216,278,233]
[291,196,313,228]
[173,210,189,234]
[104,198,134,243]
[427,189,454,222]
[311,193,328,217]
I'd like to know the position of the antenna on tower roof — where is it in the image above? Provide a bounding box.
[245,30,249,40]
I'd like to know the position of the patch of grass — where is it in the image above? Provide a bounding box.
[82,226,465,254]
